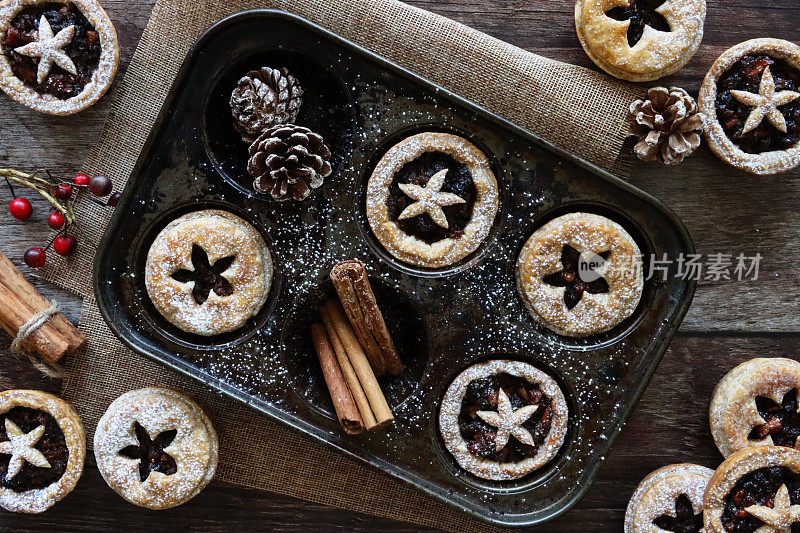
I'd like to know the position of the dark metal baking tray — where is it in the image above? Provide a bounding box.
[93,10,695,527]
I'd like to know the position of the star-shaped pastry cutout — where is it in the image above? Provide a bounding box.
[731,66,800,134]
[0,419,51,480]
[476,389,539,451]
[14,16,77,84]
[745,484,800,533]
[397,169,466,229]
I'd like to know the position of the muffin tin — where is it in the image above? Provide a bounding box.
[94,10,695,527]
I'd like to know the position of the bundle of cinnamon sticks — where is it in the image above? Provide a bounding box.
[0,250,86,362]
[311,260,402,434]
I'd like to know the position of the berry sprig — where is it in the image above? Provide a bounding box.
[1,168,119,268]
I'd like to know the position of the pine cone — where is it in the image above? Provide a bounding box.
[247,124,333,201]
[230,67,303,143]
[629,86,704,165]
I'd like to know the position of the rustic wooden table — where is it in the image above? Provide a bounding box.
[1,1,799,531]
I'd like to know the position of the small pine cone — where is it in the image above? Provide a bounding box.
[230,67,303,143]
[247,124,333,201]
[629,86,704,165]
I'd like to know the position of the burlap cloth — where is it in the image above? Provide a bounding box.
[40,1,643,530]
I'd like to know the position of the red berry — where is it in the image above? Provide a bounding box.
[53,234,77,256]
[9,197,32,220]
[23,247,46,268]
[107,191,121,207]
[48,211,65,230]
[55,184,73,201]
[73,174,90,187]
[89,175,113,197]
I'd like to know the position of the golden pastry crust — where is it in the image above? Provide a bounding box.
[0,390,85,514]
[516,212,643,338]
[0,0,119,115]
[624,463,713,533]
[699,39,800,175]
[366,132,499,269]
[575,0,706,82]
[710,358,800,458]
[145,209,273,337]
[439,360,568,481]
[94,387,219,510]
[703,446,800,532]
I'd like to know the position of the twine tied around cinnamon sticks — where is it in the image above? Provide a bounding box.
[0,250,86,367]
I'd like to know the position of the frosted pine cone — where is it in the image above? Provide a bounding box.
[629,87,704,165]
[230,67,303,143]
[247,124,333,202]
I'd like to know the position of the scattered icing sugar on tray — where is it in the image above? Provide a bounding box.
[94,12,695,527]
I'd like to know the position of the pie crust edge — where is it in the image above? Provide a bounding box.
[699,38,800,175]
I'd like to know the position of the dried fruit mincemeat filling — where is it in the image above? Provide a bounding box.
[604,0,671,48]
[721,466,800,533]
[386,152,477,244]
[2,2,101,99]
[652,493,704,533]
[458,373,553,463]
[747,388,800,447]
[542,245,611,310]
[716,54,800,154]
[170,244,236,305]
[0,407,68,492]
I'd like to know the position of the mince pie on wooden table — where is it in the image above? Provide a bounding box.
[439,360,568,481]
[145,209,273,337]
[516,212,643,338]
[710,358,800,459]
[0,0,119,115]
[366,132,499,269]
[94,387,218,510]
[575,0,706,82]
[0,390,85,514]
[703,446,800,533]
[699,39,800,175]
[625,463,713,533]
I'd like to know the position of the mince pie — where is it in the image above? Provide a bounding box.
[699,39,800,175]
[366,132,499,269]
[710,358,800,459]
[703,446,800,533]
[145,209,273,336]
[625,463,713,533]
[575,0,706,82]
[0,390,85,514]
[516,212,643,338]
[94,387,218,509]
[439,360,568,481]
[0,0,119,115]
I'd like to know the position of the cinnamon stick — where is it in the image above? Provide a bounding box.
[310,323,365,434]
[323,300,393,427]
[0,250,86,354]
[320,305,378,430]
[0,281,69,363]
[331,260,402,375]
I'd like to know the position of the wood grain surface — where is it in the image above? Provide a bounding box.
[1,1,799,531]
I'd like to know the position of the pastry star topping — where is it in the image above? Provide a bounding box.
[171,244,236,305]
[14,16,77,84]
[731,66,800,134]
[605,0,671,48]
[0,419,51,480]
[744,484,800,533]
[652,493,704,533]
[118,422,178,482]
[476,389,539,451]
[398,169,466,229]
